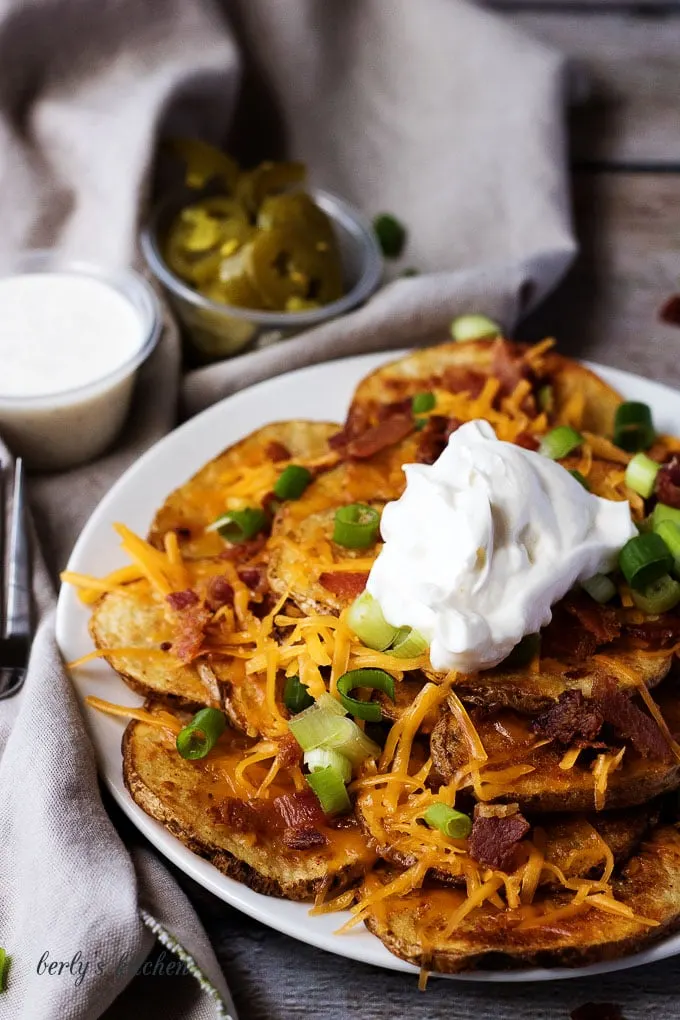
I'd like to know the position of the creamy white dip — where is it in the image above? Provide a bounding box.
[0,273,143,398]
[367,419,637,673]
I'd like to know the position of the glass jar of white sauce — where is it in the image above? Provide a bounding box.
[0,252,161,470]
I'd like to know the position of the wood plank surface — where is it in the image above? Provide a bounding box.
[519,172,680,382]
[495,9,680,164]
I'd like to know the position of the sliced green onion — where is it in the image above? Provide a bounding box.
[411,391,436,414]
[347,592,398,651]
[274,464,312,501]
[424,803,472,839]
[581,573,617,605]
[176,708,226,760]
[414,417,428,432]
[450,314,501,342]
[569,469,590,490]
[0,948,9,993]
[614,402,655,453]
[501,633,541,668]
[618,532,673,590]
[538,385,554,414]
[652,502,680,531]
[306,766,351,815]
[207,507,268,543]
[631,574,680,614]
[333,503,381,549]
[655,520,680,573]
[283,675,314,714]
[324,717,381,767]
[288,694,347,751]
[304,747,352,784]
[373,213,406,258]
[337,668,395,721]
[624,453,660,499]
[539,425,583,460]
[388,626,429,659]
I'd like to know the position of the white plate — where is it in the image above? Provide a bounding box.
[56,351,680,982]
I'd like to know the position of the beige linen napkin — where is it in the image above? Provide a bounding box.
[0,1,574,1017]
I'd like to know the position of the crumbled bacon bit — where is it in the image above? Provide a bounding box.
[329,407,370,451]
[540,603,599,662]
[593,676,672,761]
[266,440,291,462]
[346,413,414,459]
[174,605,212,662]
[159,641,172,652]
[660,295,680,328]
[218,535,267,563]
[565,592,621,645]
[624,615,680,648]
[415,415,461,464]
[205,576,234,611]
[491,337,534,397]
[533,690,604,747]
[280,826,328,850]
[468,807,530,871]
[276,732,303,770]
[656,457,680,509]
[377,397,412,420]
[440,366,487,398]
[166,588,199,611]
[514,431,540,452]
[274,789,326,829]
[212,797,280,835]
[237,566,267,593]
[318,571,369,599]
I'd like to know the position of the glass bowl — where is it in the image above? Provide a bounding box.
[140,188,383,363]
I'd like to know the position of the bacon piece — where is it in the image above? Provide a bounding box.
[211,797,280,835]
[593,676,672,761]
[276,732,303,770]
[329,407,370,451]
[514,431,540,452]
[346,413,414,460]
[281,826,328,850]
[274,789,326,829]
[656,457,680,509]
[624,615,680,648]
[218,535,267,563]
[205,575,235,611]
[660,294,680,328]
[237,566,267,593]
[540,604,599,662]
[440,366,487,398]
[468,807,530,871]
[166,589,199,611]
[377,397,412,420]
[491,337,533,397]
[174,605,212,662]
[415,415,461,465]
[159,641,172,652]
[318,571,369,599]
[533,690,604,747]
[565,592,621,645]
[266,440,290,462]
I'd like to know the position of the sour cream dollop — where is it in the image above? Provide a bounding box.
[366,419,637,674]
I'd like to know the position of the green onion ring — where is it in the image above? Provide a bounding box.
[283,675,314,715]
[337,668,396,721]
[208,507,268,543]
[333,503,381,549]
[411,391,436,414]
[176,708,226,760]
[619,532,673,590]
[631,574,680,614]
[613,402,655,453]
[274,464,313,501]
[539,425,583,460]
[306,765,351,815]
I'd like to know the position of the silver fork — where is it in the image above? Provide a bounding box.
[0,459,32,699]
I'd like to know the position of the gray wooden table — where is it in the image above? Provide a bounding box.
[167,5,680,1016]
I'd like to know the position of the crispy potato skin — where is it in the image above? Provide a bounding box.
[123,715,375,900]
[364,826,680,973]
[148,420,339,558]
[430,677,680,813]
[347,339,622,437]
